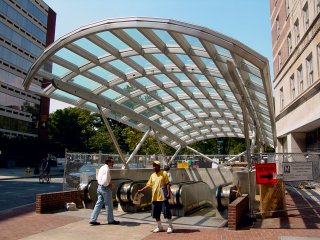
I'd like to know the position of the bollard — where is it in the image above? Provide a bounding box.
[26,167,30,176]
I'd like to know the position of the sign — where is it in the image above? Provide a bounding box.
[283,162,313,182]
[256,163,277,184]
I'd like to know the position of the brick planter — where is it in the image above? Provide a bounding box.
[228,194,249,230]
[36,190,83,213]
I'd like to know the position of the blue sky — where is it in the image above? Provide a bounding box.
[44,0,272,112]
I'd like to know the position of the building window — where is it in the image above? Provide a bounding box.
[317,0,320,14]
[303,3,309,31]
[285,0,290,17]
[297,65,303,93]
[287,33,292,55]
[276,16,280,38]
[290,74,295,100]
[294,19,300,45]
[318,44,320,77]
[280,87,284,109]
[278,51,282,70]
[306,53,313,85]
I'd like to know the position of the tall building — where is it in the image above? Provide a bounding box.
[0,0,55,139]
[271,0,320,152]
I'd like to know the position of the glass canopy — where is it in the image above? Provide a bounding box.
[23,17,276,149]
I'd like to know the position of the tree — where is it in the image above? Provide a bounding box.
[48,107,97,153]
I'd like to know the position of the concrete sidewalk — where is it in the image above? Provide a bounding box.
[1,167,319,240]
[1,187,320,240]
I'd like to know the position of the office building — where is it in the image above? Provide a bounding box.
[0,0,55,139]
[271,0,320,152]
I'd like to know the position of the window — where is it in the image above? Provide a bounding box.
[294,19,300,44]
[287,33,292,55]
[280,87,284,109]
[303,3,309,31]
[306,53,313,85]
[276,16,280,38]
[318,44,320,77]
[297,65,303,93]
[285,0,290,17]
[278,51,282,70]
[317,0,320,14]
[290,74,295,100]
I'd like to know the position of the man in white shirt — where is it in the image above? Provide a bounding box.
[89,157,120,225]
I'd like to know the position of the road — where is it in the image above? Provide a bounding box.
[0,177,63,211]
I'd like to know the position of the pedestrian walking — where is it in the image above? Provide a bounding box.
[89,157,120,225]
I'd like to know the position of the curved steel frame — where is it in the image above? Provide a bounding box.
[23,17,276,150]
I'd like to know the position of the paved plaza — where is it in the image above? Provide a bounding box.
[0,168,320,240]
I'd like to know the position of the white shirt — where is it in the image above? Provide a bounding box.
[97,164,111,187]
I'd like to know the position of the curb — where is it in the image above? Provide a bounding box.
[0,174,63,181]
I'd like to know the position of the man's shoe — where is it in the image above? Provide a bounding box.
[108,220,120,225]
[167,227,173,234]
[152,227,164,233]
[89,221,100,225]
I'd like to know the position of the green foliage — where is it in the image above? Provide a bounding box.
[47,107,254,156]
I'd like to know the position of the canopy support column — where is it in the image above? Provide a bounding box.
[187,146,219,165]
[97,105,127,167]
[168,146,181,165]
[251,127,256,155]
[126,128,151,165]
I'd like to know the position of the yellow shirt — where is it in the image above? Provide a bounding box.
[146,170,169,201]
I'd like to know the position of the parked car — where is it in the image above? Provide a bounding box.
[66,164,98,188]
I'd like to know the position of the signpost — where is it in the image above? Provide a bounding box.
[256,163,277,184]
[283,161,313,182]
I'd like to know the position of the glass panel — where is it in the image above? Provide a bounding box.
[124,29,153,46]
[51,62,70,77]
[213,44,232,57]
[200,57,217,68]
[167,113,180,121]
[135,77,154,87]
[184,99,197,107]
[188,86,201,94]
[248,73,263,87]
[74,38,107,57]
[72,75,100,90]
[194,74,208,82]
[89,66,115,81]
[215,77,228,86]
[52,90,80,101]
[174,73,188,81]
[122,99,139,109]
[183,34,204,48]
[96,32,129,50]
[100,89,122,100]
[82,102,98,111]
[170,87,185,95]
[155,74,174,84]
[153,30,177,45]
[169,101,184,109]
[168,125,180,133]
[130,56,154,68]
[176,54,194,65]
[140,94,154,103]
[153,54,173,65]
[180,110,194,119]
[118,82,136,93]
[54,48,88,66]
[109,60,134,73]
[150,89,169,98]
[199,99,212,108]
